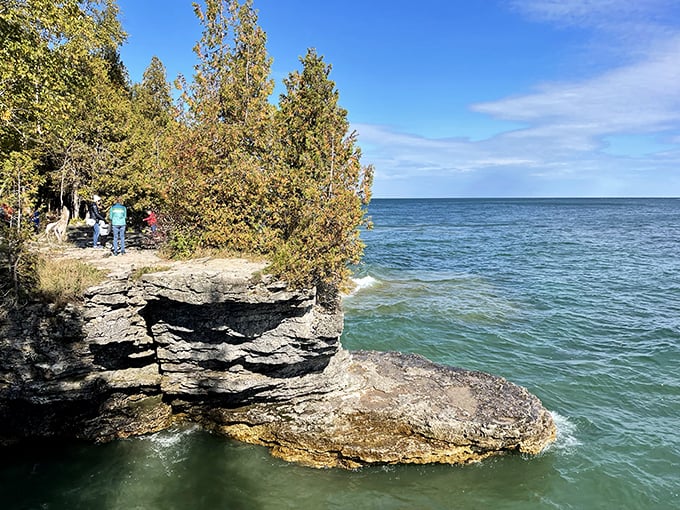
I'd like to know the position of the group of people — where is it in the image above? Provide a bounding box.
[1,203,40,231]
[88,195,158,255]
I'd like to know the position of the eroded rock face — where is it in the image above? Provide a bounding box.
[0,258,556,467]
[0,301,171,442]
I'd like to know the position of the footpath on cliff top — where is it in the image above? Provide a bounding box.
[46,224,261,280]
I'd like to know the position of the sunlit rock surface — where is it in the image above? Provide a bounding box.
[199,350,556,468]
[0,256,555,467]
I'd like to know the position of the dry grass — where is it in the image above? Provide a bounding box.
[163,245,267,263]
[130,265,172,281]
[37,257,107,305]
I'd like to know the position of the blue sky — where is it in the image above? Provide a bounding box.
[117,0,680,198]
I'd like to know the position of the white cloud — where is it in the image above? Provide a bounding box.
[354,1,680,197]
[473,35,680,140]
[510,0,674,31]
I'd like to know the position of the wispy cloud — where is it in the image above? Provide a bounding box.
[356,119,680,196]
[356,0,680,196]
[509,0,675,31]
[509,0,680,59]
[473,35,680,146]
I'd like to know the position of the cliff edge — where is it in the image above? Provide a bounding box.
[0,249,556,468]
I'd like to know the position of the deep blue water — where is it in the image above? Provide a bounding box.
[2,198,679,509]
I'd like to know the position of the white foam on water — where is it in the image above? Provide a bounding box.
[547,411,581,453]
[138,424,203,468]
[141,424,200,448]
[343,275,379,297]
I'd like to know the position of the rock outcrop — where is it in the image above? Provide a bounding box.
[0,256,556,468]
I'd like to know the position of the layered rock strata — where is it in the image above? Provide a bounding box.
[0,257,556,467]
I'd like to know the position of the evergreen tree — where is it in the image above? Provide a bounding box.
[105,55,177,216]
[273,49,373,297]
[133,56,173,127]
[168,0,275,252]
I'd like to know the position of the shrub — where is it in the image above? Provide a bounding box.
[0,223,40,309]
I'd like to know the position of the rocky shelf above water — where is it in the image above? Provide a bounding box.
[0,251,555,468]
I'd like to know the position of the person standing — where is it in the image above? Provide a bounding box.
[31,209,40,232]
[89,195,106,248]
[109,197,127,255]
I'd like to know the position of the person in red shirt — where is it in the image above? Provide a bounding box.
[143,209,158,233]
[0,203,12,224]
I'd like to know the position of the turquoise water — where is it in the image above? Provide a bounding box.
[2,198,679,509]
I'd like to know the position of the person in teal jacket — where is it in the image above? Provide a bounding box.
[109,197,127,255]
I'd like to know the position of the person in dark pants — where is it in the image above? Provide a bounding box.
[109,197,127,255]
[88,195,106,248]
[31,209,40,232]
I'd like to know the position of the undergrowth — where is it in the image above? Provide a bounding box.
[130,265,172,281]
[36,257,106,306]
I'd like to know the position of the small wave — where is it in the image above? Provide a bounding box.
[547,411,581,453]
[344,275,379,297]
[139,423,201,448]
[137,425,202,472]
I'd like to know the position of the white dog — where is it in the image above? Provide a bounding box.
[44,207,70,243]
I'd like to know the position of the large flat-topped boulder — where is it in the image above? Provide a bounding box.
[200,350,556,469]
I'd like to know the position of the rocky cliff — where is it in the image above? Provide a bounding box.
[0,255,556,468]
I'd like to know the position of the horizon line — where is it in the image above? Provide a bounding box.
[370,196,680,200]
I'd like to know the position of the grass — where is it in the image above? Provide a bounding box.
[163,244,267,263]
[130,265,172,281]
[37,257,107,305]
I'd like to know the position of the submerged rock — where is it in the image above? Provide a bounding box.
[0,255,555,467]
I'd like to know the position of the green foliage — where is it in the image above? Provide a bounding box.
[167,0,276,253]
[1,0,128,218]
[1,151,44,225]
[2,0,374,305]
[0,222,40,308]
[132,56,173,127]
[165,2,374,300]
[90,55,175,216]
[0,0,126,151]
[271,49,374,293]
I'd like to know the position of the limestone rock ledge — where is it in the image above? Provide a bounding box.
[0,257,555,468]
[198,350,556,469]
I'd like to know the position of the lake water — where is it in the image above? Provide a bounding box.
[2,198,679,509]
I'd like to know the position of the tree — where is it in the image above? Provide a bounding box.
[0,0,127,306]
[0,0,127,217]
[167,0,276,252]
[1,0,374,305]
[133,56,173,127]
[96,55,178,217]
[273,48,373,297]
